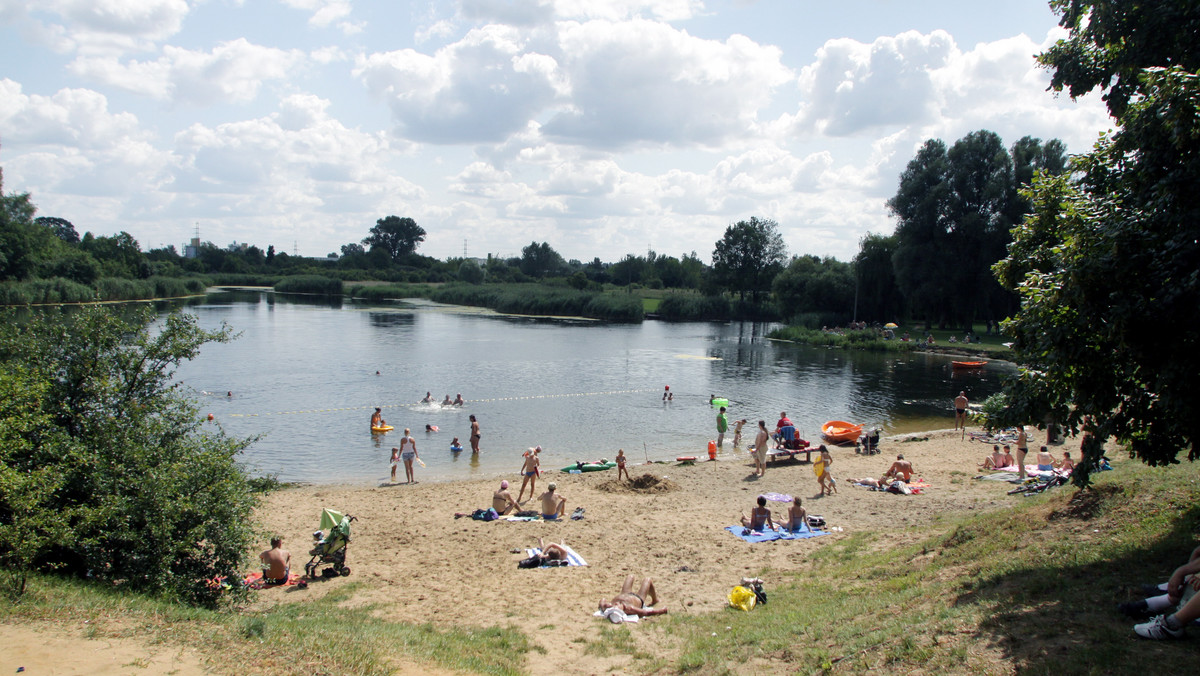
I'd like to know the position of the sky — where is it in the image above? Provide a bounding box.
[0,0,1111,263]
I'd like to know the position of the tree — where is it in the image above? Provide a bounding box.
[995,1,1200,485]
[772,255,854,323]
[458,259,485,284]
[0,306,258,604]
[711,217,787,301]
[853,233,903,323]
[362,216,425,261]
[34,216,80,244]
[519,241,567,278]
[341,242,365,257]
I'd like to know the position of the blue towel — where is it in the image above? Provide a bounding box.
[725,525,828,542]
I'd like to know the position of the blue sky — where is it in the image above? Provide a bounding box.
[0,0,1109,262]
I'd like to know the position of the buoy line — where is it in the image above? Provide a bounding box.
[227,388,658,418]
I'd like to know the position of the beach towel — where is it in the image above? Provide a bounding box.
[724,525,828,543]
[762,492,793,502]
[242,571,304,589]
[593,606,644,623]
[974,472,1018,482]
[526,545,588,567]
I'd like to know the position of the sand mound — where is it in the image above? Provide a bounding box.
[596,473,679,494]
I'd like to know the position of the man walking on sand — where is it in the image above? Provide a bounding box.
[716,406,728,448]
[753,420,770,477]
[954,391,969,430]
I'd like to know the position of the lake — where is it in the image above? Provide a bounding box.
[170,290,1014,484]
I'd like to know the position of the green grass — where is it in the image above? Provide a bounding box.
[637,460,1200,674]
[0,580,533,675]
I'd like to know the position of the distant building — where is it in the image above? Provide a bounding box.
[183,234,200,259]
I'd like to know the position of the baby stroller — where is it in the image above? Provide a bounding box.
[305,508,357,579]
[858,428,881,455]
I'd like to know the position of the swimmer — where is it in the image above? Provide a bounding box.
[450,437,463,452]
[425,424,439,433]
[441,394,452,406]
[370,407,383,428]
[453,393,464,406]
[421,391,434,403]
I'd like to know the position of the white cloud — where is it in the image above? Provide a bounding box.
[67,39,307,105]
[25,0,191,55]
[279,0,352,28]
[354,25,560,143]
[0,79,146,149]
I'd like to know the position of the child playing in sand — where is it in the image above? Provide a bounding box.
[616,449,629,481]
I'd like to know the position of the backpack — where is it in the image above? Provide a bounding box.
[806,515,826,529]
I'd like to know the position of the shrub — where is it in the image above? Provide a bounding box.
[657,293,731,320]
[0,306,257,606]
[274,275,343,296]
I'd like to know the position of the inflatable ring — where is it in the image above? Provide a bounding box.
[371,425,394,433]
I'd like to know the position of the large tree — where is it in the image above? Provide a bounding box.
[772,255,854,323]
[711,217,787,301]
[853,232,903,323]
[362,215,426,261]
[518,241,567,278]
[995,0,1200,485]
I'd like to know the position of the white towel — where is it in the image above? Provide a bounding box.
[593,606,640,623]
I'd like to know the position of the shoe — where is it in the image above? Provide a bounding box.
[1118,600,1150,618]
[1140,583,1165,596]
[1134,615,1185,640]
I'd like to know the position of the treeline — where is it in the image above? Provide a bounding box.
[1,131,1064,328]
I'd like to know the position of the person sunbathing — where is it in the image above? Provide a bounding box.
[849,476,882,487]
[538,482,566,520]
[538,537,569,562]
[259,536,291,584]
[1056,451,1075,471]
[598,575,667,617]
[881,454,914,483]
[1035,446,1057,471]
[740,495,777,531]
[785,497,808,531]
[493,480,521,515]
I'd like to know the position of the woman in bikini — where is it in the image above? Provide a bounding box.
[740,495,777,531]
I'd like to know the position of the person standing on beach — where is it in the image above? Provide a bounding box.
[399,428,419,484]
[469,414,481,453]
[753,420,769,477]
[716,406,728,448]
[615,448,629,481]
[954,391,969,430]
[1015,425,1029,480]
[390,446,400,482]
[818,446,837,495]
[517,446,541,502]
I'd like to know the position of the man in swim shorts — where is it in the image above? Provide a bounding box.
[598,575,667,618]
[259,536,291,584]
[954,391,968,430]
[469,414,481,453]
[493,480,521,515]
[539,482,566,520]
[716,406,728,448]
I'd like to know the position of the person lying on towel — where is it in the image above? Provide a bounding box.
[598,575,668,618]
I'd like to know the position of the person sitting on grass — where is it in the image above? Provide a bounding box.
[1133,551,1200,640]
[740,495,777,531]
[785,497,808,531]
[598,575,668,618]
[1056,451,1075,472]
[1121,545,1200,623]
[1036,445,1057,472]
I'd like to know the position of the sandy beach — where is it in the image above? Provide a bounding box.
[236,426,1059,674]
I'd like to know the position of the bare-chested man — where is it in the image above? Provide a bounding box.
[954,391,969,430]
[980,445,1006,470]
[539,482,566,520]
[598,575,668,618]
[753,420,770,477]
[881,454,914,483]
[259,536,291,584]
[517,446,541,503]
[493,480,521,515]
[469,414,481,453]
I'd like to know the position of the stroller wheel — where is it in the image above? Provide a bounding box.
[339,566,351,576]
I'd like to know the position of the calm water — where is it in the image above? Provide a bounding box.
[170,290,1014,484]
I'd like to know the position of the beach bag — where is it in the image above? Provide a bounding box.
[806,515,825,529]
[518,555,544,569]
[887,480,912,495]
[471,508,498,521]
[515,509,539,518]
[728,585,757,611]
[752,581,767,606]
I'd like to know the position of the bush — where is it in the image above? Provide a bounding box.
[430,283,643,322]
[273,275,343,296]
[657,293,731,320]
[0,306,257,606]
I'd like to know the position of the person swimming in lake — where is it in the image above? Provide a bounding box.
[441,394,452,406]
[450,437,463,452]
[453,393,464,406]
[370,407,384,428]
[421,392,434,403]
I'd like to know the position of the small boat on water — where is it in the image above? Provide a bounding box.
[821,420,862,444]
[951,361,988,369]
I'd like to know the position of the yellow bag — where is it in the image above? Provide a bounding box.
[727,585,757,611]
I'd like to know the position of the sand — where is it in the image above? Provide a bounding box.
[6,427,1071,675]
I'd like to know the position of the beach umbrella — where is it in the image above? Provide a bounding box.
[884,322,899,329]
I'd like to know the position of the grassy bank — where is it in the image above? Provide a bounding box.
[629,460,1200,674]
[770,323,1014,358]
[0,579,533,675]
